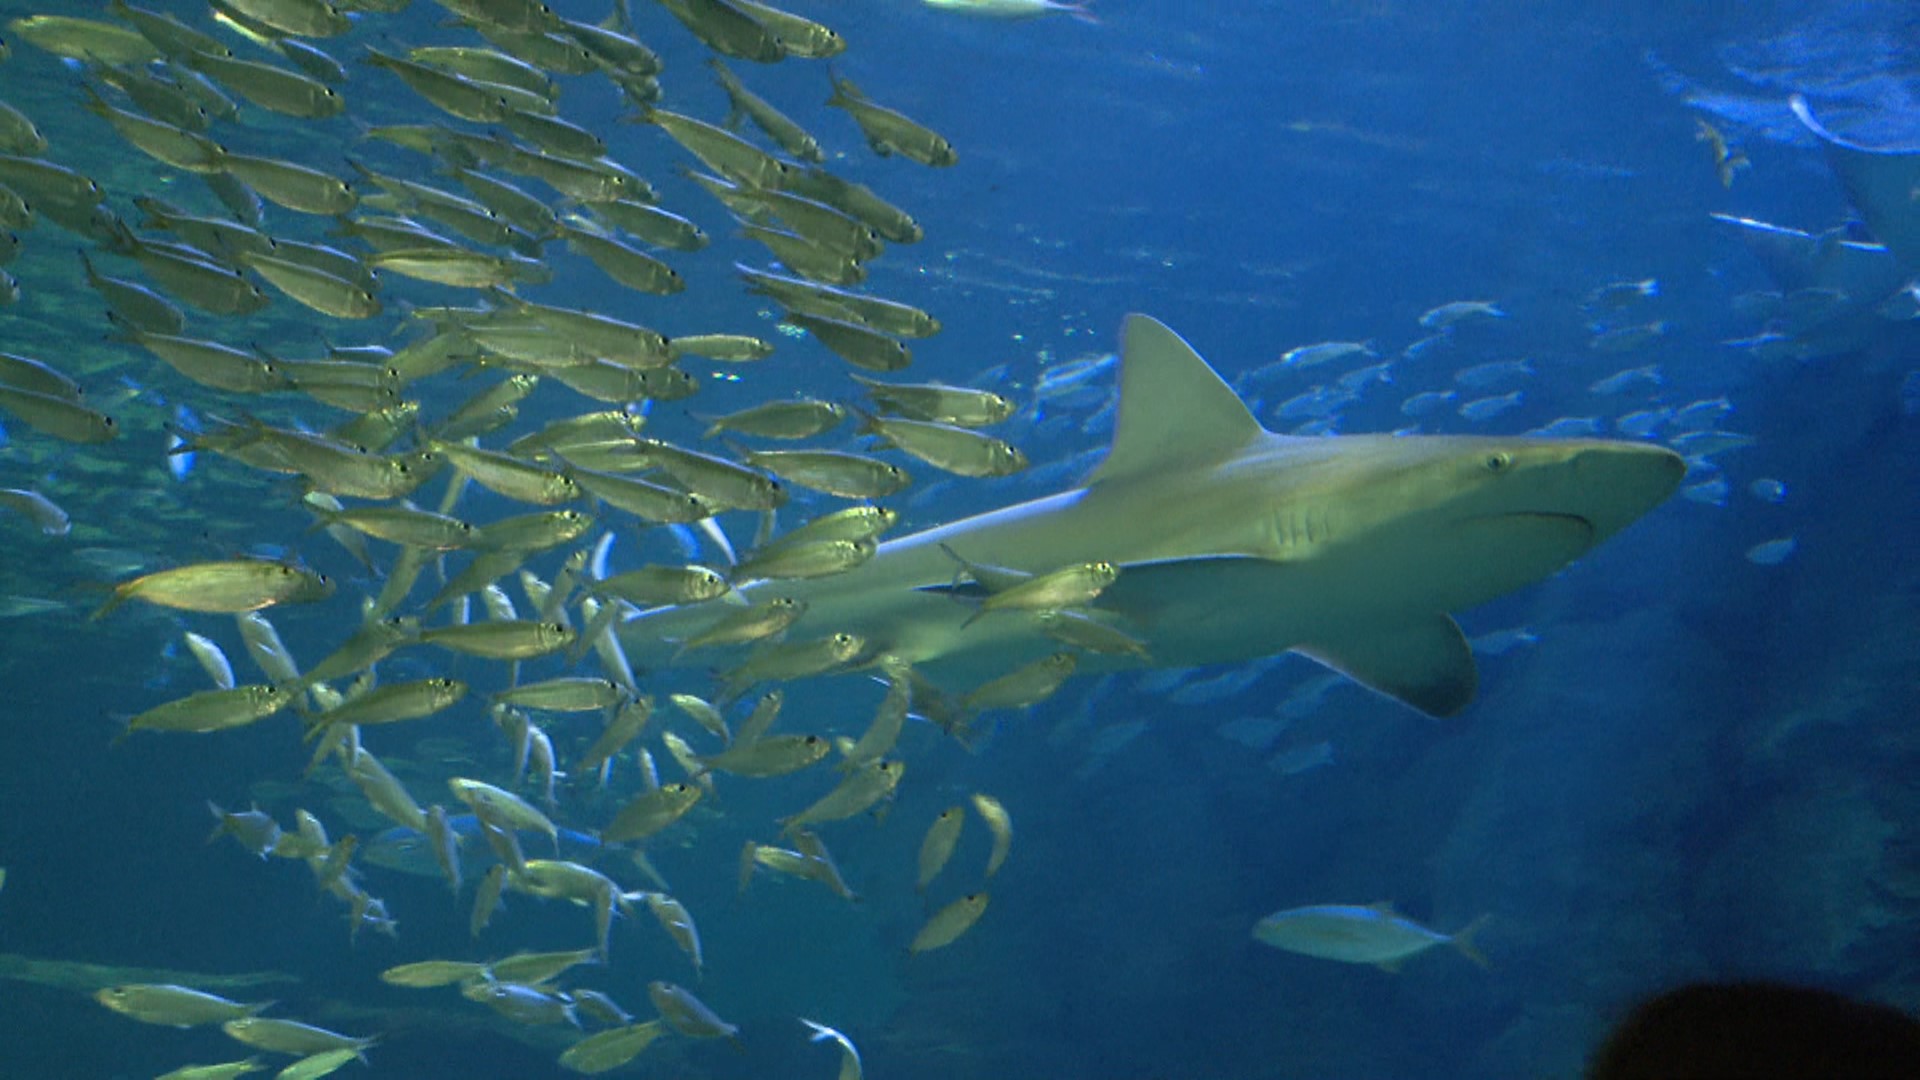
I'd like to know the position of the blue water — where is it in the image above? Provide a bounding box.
[0,0,1916,1077]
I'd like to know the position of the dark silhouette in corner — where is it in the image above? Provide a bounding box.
[1590,981,1920,1080]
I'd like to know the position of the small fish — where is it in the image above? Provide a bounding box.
[1456,391,1524,423]
[1747,478,1787,504]
[780,759,905,831]
[642,892,703,972]
[696,732,833,778]
[654,0,783,63]
[970,793,1013,876]
[1588,321,1669,353]
[589,565,730,607]
[1613,407,1671,439]
[669,332,770,362]
[923,0,1094,18]
[1467,626,1538,656]
[449,777,559,848]
[465,980,580,1028]
[911,892,990,953]
[186,50,342,118]
[801,1018,864,1080]
[851,375,1014,427]
[1668,430,1756,459]
[557,1020,668,1074]
[859,413,1027,478]
[380,959,489,989]
[220,1018,374,1059]
[647,981,737,1040]
[709,58,823,162]
[675,596,807,656]
[1681,476,1728,507]
[1452,359,1532,389]
[960,558,1117,626]
[1418,300,1504,329]
[154,1060,267,1080]
[95,984,273,1028]
[0,488,68,535]
[826,69,957,167]
[732,537,876,582]
[570,989,633,1028]
[732,0,845,57]
[1254,903,1488,970]
[734,447,911,499]
[305,678,467,736]
[1397,390,1456,418]
[602,782,703,843]
[1745,537,1796,566]
[962,652,1077,714]
[1695,118,1749,188]
[96,560,331,619]
[11,14,159,64]
[1281,340,1374,369]
[1668,396,1734,433]
[916,806,965,891]
[1525,416,1605,438]
[1584,277,1659,310]
[273,1048,360,1080]
[702,399,846,440]
[783,311,913,372]
[0,385,117,443]
[1587,364,1662,395]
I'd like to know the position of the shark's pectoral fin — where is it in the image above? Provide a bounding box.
[1294,614,1477,719]
[1792,95,1920,273]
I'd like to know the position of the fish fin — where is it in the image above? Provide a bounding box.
[1373,958,1404,974]
[1294,614,1477,719]
[1792,95,1920,272]
[1450,914,1492,969]
[1088,315,1267,486]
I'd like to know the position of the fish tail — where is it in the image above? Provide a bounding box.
[1450,913,1492,969]
[1068,2,1101,25]
[86,586,127,622]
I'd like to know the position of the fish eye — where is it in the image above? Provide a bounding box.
[1484,452,1513,473]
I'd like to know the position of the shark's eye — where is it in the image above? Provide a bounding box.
[1484,452,1513,473]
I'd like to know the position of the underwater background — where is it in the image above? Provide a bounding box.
[0,0,1915,1077]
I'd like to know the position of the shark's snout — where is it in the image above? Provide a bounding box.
[1563,442,1686,541]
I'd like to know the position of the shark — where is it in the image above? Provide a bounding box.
[621,315,1684,718]
[1792,95,1920,278]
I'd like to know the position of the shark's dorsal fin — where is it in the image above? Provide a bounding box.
[1087,315,1266,486]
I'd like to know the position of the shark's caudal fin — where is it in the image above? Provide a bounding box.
[1792,95,1920,273]
[1086,315,1267,486]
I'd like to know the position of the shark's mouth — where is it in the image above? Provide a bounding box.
[1435,512,1601,598]
[1469,512,1599,556]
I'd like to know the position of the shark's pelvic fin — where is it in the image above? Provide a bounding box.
[1792,94,1920,273]
[1295,614,1477,719]
[1088,314,1267,486]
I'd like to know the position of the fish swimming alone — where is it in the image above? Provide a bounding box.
[1252,903,1488,970]
[622,315,1684,717]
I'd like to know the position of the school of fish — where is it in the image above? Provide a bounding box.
[0,0,1904,1074]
